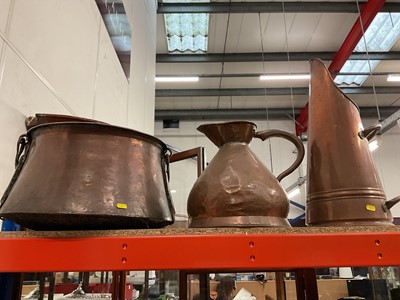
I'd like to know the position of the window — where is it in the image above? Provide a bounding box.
[163,0,210,53]
[335,13,400,85]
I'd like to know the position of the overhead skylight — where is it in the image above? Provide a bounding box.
[335,13,400,85]
[163,0,209,53]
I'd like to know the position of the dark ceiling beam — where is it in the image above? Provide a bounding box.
[156,72,395,78]
[157,88,308,97]
[96,1,400,15]
[156,87,400,97]
[156,2,400,14]
[155,51,400,63]
[156,108,301,120]
[154,107,398,121]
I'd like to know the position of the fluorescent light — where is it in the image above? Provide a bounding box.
[260,74,310,81]
[369,140,379,152]
[156,76,199,82]
[387,74,400,82]
[287,188,301,199]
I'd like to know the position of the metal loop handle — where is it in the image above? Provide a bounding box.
[254,129,305,182]
[383,195,400,212]
[358,123,382,141]
[163,148,172,182]
[1,134,30,210]
[160,148,175,221]
[15,134,29,168]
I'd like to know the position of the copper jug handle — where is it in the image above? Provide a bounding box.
[254,129,305,182]
[358,123,382,141]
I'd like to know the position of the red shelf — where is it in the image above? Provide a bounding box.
[1,227,400,272]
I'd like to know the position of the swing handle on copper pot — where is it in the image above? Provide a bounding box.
[169,147,206,178]
[254,129,305,182]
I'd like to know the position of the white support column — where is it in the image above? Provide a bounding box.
[126,0,157,134]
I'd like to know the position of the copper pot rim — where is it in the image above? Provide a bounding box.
[26,122,168,151]
[30,113,101,122]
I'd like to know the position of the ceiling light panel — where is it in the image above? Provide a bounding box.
[163,0,209,53]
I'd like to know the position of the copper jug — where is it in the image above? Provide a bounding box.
[306,58,400,226]
[187,121,305,228]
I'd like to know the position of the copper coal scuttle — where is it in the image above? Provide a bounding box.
[306,58,400,226]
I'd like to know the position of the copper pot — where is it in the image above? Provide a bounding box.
[0,121,175,230]
[306,58,400,226]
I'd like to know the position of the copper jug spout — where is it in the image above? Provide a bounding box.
[197,121,255,147]
[306,58,398,226]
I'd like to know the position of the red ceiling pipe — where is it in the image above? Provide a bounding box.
[295,0,386,136]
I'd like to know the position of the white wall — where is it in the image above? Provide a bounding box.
[372,131,400,215]
[0,0,127,122]
[155,118,400,221]
[0,101,26,209]
[0,0,157,228]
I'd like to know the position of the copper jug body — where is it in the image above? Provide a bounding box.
[0,121,175,230]
[306,59,400,226]
[187,121,305,228]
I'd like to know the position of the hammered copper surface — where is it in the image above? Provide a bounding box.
[187,121,304,228]
[0,122,175,230]
[306,58,399,226]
